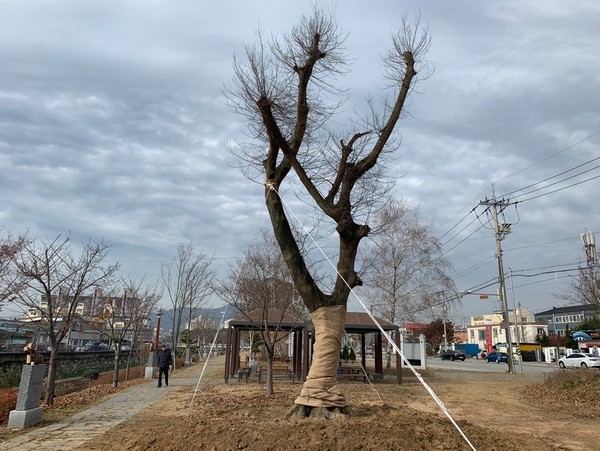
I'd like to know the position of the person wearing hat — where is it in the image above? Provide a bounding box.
[157,343,173,387]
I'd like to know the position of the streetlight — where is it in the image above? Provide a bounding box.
[154,310,162,351]
[145,309,163,379]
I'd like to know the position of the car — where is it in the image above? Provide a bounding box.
[485,351,508,364]
[441,350,466,361]
[558,352,600,369]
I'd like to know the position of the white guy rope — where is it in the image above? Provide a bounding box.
[187,307,229,414]
[270,185,477,451]
[187,188,272,414]
[342,330,382,403]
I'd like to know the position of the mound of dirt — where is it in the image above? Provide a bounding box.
[80,369,597,451]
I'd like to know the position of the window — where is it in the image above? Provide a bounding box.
[470,330,475,339]
[478,330,486,340]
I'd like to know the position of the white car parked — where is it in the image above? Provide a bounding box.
[558,352,600,369]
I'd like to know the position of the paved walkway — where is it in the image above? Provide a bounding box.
[0,360,217,451]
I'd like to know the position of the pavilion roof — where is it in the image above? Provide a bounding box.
[227,309,397,333]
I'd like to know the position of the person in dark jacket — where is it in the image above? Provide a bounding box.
[157,343,173,387]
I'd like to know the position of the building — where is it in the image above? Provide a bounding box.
[20,293,152,351]
[467,308,548,353]
[534,304,600,337]
[399,322,428,338]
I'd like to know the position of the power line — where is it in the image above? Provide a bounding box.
[493,129,600,185]
[504,235,579,252]
[454,255,496,279]
[500,155,600,198]
[509,162,600,201]
[516,172,600,203]
[440,222,488,257]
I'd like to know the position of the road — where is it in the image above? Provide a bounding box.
[423,356,558,377]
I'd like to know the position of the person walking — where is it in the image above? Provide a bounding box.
[157,343,173,387]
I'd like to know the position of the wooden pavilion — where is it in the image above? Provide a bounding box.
[223,310,401,383]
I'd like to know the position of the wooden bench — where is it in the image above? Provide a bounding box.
[337,367,383,383]
[337,367,367,381]
[257,365,294,383]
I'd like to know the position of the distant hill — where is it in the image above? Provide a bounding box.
[152,304,238,331]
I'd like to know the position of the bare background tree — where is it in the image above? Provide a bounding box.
[10,235,119,405]
[121,276,162,377]
[556,256,600,309]
[85,276,162,388]
[361,199,456,368]
[363,199,456,324]
[219,230,307,395]
[0,230,28,306]
[227,6,431,415]
[161,241,214,362]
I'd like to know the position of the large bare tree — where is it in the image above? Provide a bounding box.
[10,235,119,405]
[219,230,307,395]
[228,7,430,416]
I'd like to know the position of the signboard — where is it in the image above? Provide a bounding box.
[485,323,493,354]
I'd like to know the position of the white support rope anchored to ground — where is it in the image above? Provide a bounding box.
[187,188,273,414]
[187,307,229,414]
[342,330,383,403]
[270,185,477,451]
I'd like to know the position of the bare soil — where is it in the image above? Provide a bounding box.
[79,363,598,451]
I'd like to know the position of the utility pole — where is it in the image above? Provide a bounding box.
[442,303,448,351]
[480,190,515,373]
[508,268,523,374]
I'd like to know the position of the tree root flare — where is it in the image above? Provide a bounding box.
[285,404,354,419]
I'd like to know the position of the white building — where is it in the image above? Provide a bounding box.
[467,308,548,353]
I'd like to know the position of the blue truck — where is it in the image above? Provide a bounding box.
[454,343,479,357]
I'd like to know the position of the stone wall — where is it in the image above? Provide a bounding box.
[51,365,146,397]
[0,351,144,388]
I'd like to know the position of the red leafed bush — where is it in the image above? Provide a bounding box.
[0,389,18,423]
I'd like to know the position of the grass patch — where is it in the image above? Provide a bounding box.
[524,369,600,418]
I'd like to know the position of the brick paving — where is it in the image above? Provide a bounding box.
[0,360,218,451]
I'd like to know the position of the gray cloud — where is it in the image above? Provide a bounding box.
[1,0,599,322]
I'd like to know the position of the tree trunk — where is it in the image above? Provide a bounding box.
[44,348,59,405]
[266,352,274,396]
[294,305,347,409]
[112,346,120,388]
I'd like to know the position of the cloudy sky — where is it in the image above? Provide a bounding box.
[1,1,599,324]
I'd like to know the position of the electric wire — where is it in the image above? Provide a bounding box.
[516,172,600,203]
[432,131,600,265]
[509,163,600,201]
[493,129,600,185]
[500,155,600,198]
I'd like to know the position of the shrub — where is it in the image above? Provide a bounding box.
[0,389,18,423]
[543,368,600,391]
[0,368,22,389]
[526,369,600,419]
